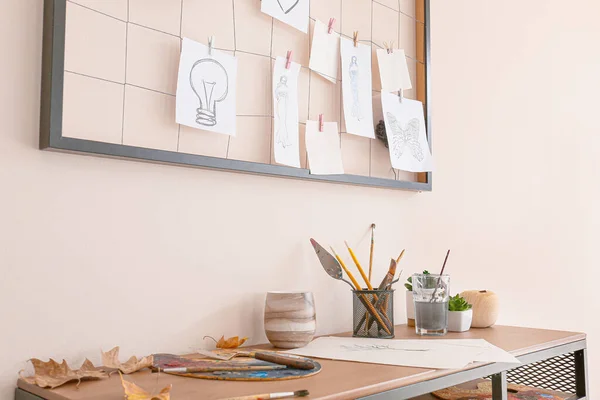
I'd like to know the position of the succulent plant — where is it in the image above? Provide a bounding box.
[448,294,473,312]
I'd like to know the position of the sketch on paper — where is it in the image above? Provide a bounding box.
[275,76,291,147]
[386,114,424,161]
[349,56,361,121]
[176,38,238,136]
[339,37,374,138]
[261,0,309,33]
[190,59,228,127]
[277,0,300,14]
[380,92,433,172]
[341,344,429,352]
[272,57,301,168]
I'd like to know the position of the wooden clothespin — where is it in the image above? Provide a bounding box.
[208,36,215,56]
[353,31,359,47]
[398,89,403,103]
[285,50,293,69]
[384,41,394,54]
[318,114,324,132]
[327,18,336,34]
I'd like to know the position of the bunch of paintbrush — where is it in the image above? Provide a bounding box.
[309,224,404,337]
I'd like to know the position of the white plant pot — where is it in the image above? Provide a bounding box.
[448,309,473,332]
[406,291,415,325]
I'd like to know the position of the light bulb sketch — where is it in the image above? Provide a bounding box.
[386,113,424,161]
[275,75,291,148]
[190,58,229,127]
[349,55,362,121]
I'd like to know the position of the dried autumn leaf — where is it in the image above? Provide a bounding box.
[216,335,248,349]
[102,347,153,374]
[19,358,107,389]
[120,373,171,400]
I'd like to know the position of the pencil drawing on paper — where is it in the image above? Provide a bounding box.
[277,0,300,14]
[341,344,429,352]
[349,55,362,121]
[189,58,229,127]
[275,75,291,148]
[386,113,425,161]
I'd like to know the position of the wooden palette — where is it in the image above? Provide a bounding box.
[153,353,322,382]
[432,380,569,400]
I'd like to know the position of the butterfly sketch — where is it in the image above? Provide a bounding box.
[278,0,300,14]
[386,112,424,161]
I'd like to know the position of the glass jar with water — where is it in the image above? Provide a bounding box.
[412,273,450,336]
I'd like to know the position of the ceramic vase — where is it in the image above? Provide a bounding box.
[406,290,415,327]
[448,309,473,332]
[264,291,316,349]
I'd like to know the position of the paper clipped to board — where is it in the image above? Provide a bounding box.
[381,93,434,172]
[376,48,412,93]
[285,337,520,370]
[261,0,309,33]
[305,121,344,175]
[176,38,238,136]
[309,20,340,84]
[272,56,301,168]
[340,37,375,139]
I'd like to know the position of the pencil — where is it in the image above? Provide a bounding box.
[345,241,373,290]
[330,246,362,291]
[368,224,375,282]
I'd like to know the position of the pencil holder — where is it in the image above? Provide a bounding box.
[352,289,394,339]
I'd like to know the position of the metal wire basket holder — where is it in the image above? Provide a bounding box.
[352,279,399,339]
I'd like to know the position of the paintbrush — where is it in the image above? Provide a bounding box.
[221,390,309,400]
[357,258,401,333]
[430,249,451,302]
[368,224,375,282]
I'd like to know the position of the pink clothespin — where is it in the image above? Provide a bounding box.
[327,18,336,34]
[285,50,293,69]
[318,114,324,132]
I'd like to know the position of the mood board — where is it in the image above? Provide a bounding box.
[40,0,432,190]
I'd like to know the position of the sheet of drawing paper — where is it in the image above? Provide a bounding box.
[176,38,238,136]
[285,337,520,369]
[376,48,412,93]
[340,37,375,138]
[261,0,309,33]
[272,57,301,168]
[305,121,344,175]
[380,92,433,172]
[309,20,340,84]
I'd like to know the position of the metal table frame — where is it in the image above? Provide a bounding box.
[15,340,588,400]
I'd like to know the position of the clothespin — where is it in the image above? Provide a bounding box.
[318,114,324,132]
[285,50,293,69]
[384,41,394,54]
[398,89,403,103]
[327,18,336,34]
[208,36,215,56]
[353,31,359,47]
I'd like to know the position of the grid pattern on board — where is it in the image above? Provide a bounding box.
[61,0,425,182]
[506,352,577,394]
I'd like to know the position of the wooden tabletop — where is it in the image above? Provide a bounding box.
[17,325,585,400]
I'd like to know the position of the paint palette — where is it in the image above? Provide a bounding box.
[153,353,322,381]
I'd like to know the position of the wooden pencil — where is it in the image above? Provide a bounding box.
[345,241,373,290]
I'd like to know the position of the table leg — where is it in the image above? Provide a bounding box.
[491,371,508,400]
[575,349,588,398]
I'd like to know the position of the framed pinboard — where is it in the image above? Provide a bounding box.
[40,0,432,191]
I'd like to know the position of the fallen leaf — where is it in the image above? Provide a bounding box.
[102,347,153,374]
[216,335,248,349]
[19,358,107,389]
[120,373,171,400]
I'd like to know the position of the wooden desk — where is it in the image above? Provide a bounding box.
[15,325,588,400]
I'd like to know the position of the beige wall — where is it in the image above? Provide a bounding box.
[1,0,599,398]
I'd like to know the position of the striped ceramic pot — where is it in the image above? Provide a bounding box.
[264,291,316,349]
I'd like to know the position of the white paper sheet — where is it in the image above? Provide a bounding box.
[285,337,520,370]
[376,48,412,93]
[340,38,375,138]
[309,20,340,84]
[176,38,238,136]
[261,0,309,33]
[305,121,344,175]
[272,57,301,168]
[381,92,433,172]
